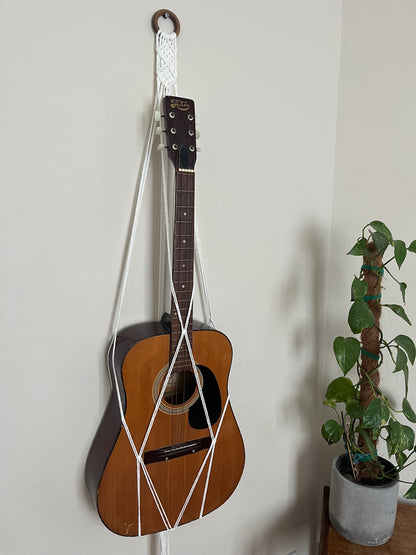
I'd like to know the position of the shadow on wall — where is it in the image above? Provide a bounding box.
[244,222,335,555]
[148,534,157,555]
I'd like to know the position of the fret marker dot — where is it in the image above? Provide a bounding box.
[183,239,186,244]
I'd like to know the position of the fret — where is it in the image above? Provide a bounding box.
[171,305,193,319]
[173,279,194,287]
[173,222,194,232]
[175,232,194,237]
[173,291,193,298]
[174,297,193,304]
[172,265,193,273]
[172,297,193,306]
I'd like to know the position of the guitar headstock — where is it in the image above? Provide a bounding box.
[162,96,197,173]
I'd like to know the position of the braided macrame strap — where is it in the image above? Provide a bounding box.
[156,30,177,93]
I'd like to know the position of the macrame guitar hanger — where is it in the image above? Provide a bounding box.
[106,10,224,554]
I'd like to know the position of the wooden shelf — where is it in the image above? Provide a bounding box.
[319,486,416,554]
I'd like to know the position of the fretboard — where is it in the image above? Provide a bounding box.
[169,171,195,370]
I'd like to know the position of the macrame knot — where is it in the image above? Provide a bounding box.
[156,30,177,91]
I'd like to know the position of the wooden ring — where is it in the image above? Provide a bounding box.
[152,10,180,36]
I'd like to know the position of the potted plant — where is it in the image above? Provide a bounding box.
[322,220,416,546]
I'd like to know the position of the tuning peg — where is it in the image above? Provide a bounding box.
[195,130,200,139]
[154,110,164,122]
[155,126,164,135]
[157,144,166,151]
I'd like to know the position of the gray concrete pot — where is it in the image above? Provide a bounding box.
[329,454,399,546]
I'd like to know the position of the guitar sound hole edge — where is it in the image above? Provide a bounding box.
[152,365,204,414]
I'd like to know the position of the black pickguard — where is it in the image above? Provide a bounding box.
[188,364,221,429]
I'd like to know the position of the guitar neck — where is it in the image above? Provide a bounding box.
[169,170,195,367]
[161,95,197,369]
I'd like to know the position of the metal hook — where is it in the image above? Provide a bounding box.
[152,9,181,36]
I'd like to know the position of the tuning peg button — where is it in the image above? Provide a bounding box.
[154,111,161,122]
[155,127,163,135]
[157,144,166,151]
[196,130,200,139]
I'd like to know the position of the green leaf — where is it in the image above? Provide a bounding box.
[394,240,407,269]
[368,221,393,243]
[400,282,407,304]
[403,398,416,423]
[333,336,361,375]
[347,237,372,257]
[323,399,337,410]
[348,300,375,333]
[326,377,357,403]
[392,346,411,396]
[387,420,415,455]
[394,334,416,365]
[408,240,416,253]
[346,399,365,419]
[362,398,390,430]
[404,480,416,499]
[351,276,368,301]
[396,451,408,469]
[393,347,408,373]
[403,365,409,397]
[372,231,390,256]
[321,419,344,444]
[383,304,412,325]
[402,425,415,450]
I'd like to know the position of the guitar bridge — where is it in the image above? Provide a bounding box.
[143,436,211,464]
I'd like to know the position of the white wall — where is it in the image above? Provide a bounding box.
[1,2,341,554]
[329,0,416,502]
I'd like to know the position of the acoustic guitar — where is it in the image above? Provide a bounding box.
[85,96,245,536]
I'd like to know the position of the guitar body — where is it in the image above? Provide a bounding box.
[86,321,245,536]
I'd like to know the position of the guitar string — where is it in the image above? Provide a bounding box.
[158,118,221,522]
[161,171,215,448]
[183,395,230,524]
[172,172,195,445]
[107,29,224,542]
[161,159,195,450]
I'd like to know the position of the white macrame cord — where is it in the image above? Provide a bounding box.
[107,30,227,544]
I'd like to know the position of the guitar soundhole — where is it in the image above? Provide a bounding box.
[163,371,196,405]
[152,366,203,415]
